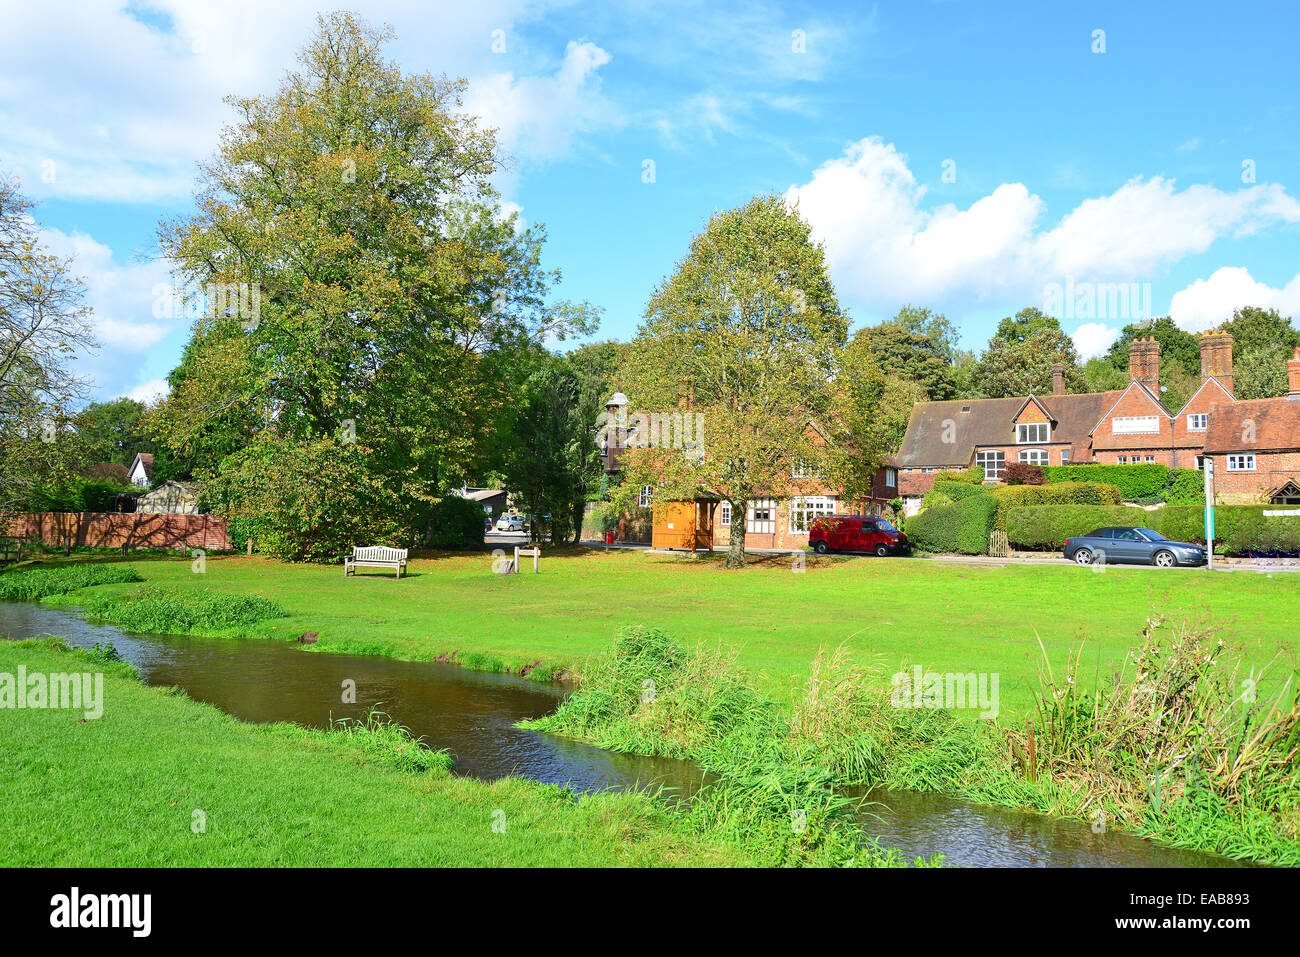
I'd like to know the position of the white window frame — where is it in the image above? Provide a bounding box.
[1187,413,1208,432]
[1143,455,1156,463]
[1018,449,1048,466]
[1112,415,1160,435]
[719,501,731,526]
[884,467,897,487]
[638,485,653,508]
[975,450,1005,481]
[1060,450,1070,464]
[1227,454,1256,471]
[747,498,777,534]
[1195,455,1208,470]
[789,495,836,533]
[1117,456,1128,464]
[1016,422,1049,444]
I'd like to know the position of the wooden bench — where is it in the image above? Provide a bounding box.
[344,546,408,579]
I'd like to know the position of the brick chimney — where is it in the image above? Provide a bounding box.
[1128,337,1160,394]
[1199,330,1234,396]
[1051,362,1065,396]
[1288,346,1300,399]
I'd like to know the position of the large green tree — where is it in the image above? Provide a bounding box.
[972,309,1084,398]
[850,306,957,401]
[151,13,592,551]
[0,174,95,515]
[614,194,850,568]
[71,398,148,467]
[1224,306,1300,399]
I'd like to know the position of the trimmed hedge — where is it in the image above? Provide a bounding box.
[1165,469,1204,505]
[1005,505,1152,550]
[986,481,1121,530]
[1004,503,1300,555]
[933,466,985,486]
[1041,463,1167,499]
[906,494,998,555]
[1041,463,1202,505]
[1157,506,1300,556]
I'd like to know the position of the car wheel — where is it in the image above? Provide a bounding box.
[813,540,829,554]
[1073,548,1094,566]
[875,543,889,557]
[1153,550,1177,568]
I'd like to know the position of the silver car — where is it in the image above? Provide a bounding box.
[1063,527,1208,568]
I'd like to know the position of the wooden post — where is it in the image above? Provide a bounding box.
[247,539,253,556]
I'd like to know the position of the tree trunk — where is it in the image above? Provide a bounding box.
[725,500,747,569]
[572,500,585,545]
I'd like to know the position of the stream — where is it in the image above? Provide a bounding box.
[0,601,1252,867]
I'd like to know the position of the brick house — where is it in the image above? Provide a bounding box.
[599,393,901,550]
[1202,348,1300,503]
[896,332,1300,506]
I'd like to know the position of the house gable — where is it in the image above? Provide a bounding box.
[1090,382,1172,452]
[1170,377,1233,450]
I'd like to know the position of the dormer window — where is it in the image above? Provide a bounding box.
[1017,423,1049,444]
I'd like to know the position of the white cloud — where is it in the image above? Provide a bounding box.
[38,226,182,398]
[1168,266,1300,333]
[465,39,621,176]
[0,1,593,204]
[1071,322,1122,360]
[787,137,1300,315]
[127,379,171,404]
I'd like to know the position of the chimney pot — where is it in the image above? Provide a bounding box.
[1199,330,1235,396]
[1288,347,1300,397]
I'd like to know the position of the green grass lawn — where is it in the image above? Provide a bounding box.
[41,547,1300,720]
[0,639,737,867]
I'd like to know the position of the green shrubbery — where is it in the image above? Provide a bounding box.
[25,477,132,513]
[1004,503,1300,555]
[428,495,486,549]
[207,439,415,563]
[83,586,286,635]
[905,494,998,554]
[1041,463,1202,504]
[1005,505,1152,550]
[0,564,143,601]
[1158,506,1300,556]
[987,481,1121,530]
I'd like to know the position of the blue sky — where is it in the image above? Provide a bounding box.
[3,0,1299,402]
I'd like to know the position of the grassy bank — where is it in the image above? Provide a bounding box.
[0,638,744,867]
[527,623,1300,866]
[23,547,1300,719]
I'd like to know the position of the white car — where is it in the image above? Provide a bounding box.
[495,515,526,532]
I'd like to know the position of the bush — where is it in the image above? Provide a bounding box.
[1005,505,1152,550]
[1155,506,1300,556]
[1165,468,1204,505]
[26,477,131,513]
[207,439,414,563]
[1041,463,1170,501]
[933,466,985,486]
[1004,463,1046,486]
[986,481,1122,531]
[428,495,486,549]
[906,494,998,554]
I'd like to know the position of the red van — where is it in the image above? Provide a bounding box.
[808,515,909,556]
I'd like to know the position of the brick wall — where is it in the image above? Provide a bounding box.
[2,512,231,551]
[1212,452,1300,500]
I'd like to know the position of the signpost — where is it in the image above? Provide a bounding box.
[1203,456,1215,570]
